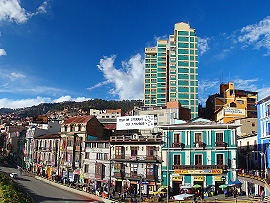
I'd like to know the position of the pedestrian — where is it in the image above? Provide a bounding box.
[193,194,197,203]
[261,190,265,201]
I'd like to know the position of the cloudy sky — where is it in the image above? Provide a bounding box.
[0,0,270,109]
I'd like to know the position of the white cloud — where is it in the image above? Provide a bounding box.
[198,79,219,105]
[233,78,259,92]
[0,0,48,24]
[198,37,210,55]
[0,96,51,109]
[238,16,270,55]
[257,86,270,100]
[53,96,90,103]
[93,53,145,100]
[36,1,48,14]
[214,49,230,60]
[87,80,110,91]
[9,72,25,80]
[0,95,91,109]
[0,49,7,56]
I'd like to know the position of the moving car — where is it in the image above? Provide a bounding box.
[10,173,18,179]
[3,161,8,166]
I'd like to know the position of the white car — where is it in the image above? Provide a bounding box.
[10,173,18,179]
[173,194,194,200]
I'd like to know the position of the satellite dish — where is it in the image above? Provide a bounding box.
[196,143,199,148]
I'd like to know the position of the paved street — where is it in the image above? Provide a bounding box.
[0,162,95,203]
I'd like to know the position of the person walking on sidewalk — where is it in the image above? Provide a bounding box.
[261,190,265,201]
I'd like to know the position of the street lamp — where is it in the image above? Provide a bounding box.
[252,151,267,179]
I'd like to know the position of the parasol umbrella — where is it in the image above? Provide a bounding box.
[219,184,228,188]
[193,184,202,188]
[180,185,192,189]
[152,191,167,194]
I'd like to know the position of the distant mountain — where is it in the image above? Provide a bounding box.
[0,99,144,119]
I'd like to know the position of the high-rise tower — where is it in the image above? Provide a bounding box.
[144,22,198,119]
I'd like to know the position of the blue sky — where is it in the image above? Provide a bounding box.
[0,0,270,108]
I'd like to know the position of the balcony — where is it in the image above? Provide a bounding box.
[193,142,204,148]
[146,174,155,180]
[110,134,162,142]
[125,173,141,180]
[113,171,123,178]
[172,165,226,170]
[112,154,161,162]
[172,143,184,148]
[215,142,226,147]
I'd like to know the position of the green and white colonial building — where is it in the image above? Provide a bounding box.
[160,119,240,195]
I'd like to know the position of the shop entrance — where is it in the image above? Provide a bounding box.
[173,181,182,195]
[130,183,137,196]
[115,181,122,192]
[215,181,225,195]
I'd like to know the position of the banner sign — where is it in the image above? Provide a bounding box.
[193,176,204,181]
[174,169,222,174]
[224,108,245,115]
[172,176,183,181]
[116,115,154,130]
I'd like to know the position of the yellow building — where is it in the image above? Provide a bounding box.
[144,22,198,119]
[205,82,258,123]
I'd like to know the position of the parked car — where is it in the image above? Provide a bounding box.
[3,161,8,166]
[10,173,18,179]
[172,194,194,200]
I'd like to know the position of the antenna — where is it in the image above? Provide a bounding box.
[222,73,223,84]
[229,72,230,83]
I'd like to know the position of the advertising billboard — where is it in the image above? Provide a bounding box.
[116,115,154,130]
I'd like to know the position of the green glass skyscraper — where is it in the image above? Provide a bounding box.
[144,22,198,119]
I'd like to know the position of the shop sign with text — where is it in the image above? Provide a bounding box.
[174,169,222,174]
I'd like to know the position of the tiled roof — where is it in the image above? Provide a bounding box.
[62,115,94,125]
[103,123,116,130]
[35,134,60,139]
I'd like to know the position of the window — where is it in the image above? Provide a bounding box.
[237,100,244,104]
[115,163,121,171]
[174,134,181,143]
[217,154,224,165]
[216,133,223,142]
[146,164,154,178]
[195,154,202,165]
[230,102,237,107]
[174,155,181,165]
[104,153,109,160]
[67,138,72,147]
[98,143,104,148]
[195,133,202,142]
[147,146,154,158]
[131,147,138,156]
[95,163,103,176]
[84,164,89,173]
[85,152,89,159]
[96,153,103,160]
[115,146,122,155]
[130,164,138,175]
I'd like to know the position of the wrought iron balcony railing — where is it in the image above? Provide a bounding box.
[112,154,161,162]
[172,164,226,170]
